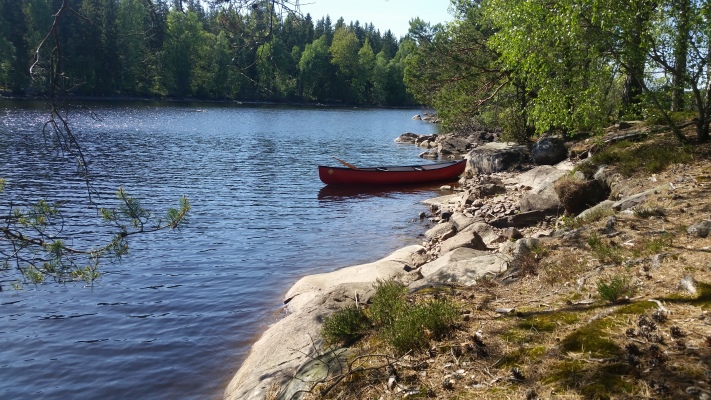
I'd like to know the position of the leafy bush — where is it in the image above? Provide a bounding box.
[597,275,633,304]
[368,279,408,327]
[499,106,529,144]
[322,305,370,346]
[418,298,459,337]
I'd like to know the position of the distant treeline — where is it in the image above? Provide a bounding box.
[0,0,418,106]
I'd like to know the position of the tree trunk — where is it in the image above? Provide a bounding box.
[620,3,648,118]
[671,0,690,112]
[700,61,711,142]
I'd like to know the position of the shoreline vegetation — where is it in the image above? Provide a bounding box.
[0,93,424,111]
[225,121,711,399]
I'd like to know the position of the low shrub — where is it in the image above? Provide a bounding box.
[322,305,370,346]
[320,280,458,353]
[597,275,633,304]
[383,298,458,354]
[368,279,408,327]
[562,206,614,229]
[554,177,609,215]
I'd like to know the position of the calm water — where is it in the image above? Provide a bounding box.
[0,101,444,400]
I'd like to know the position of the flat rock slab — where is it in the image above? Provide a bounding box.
[440,230,489,253]
[612,183,671,211]
[489,210,550,228]
[422,193,463,209]
[412,247,510,288]
[224,245,423,400]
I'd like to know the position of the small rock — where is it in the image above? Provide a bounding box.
[526,388,539,400]
[442,377,455,390]
[387,376,397,390]
[511,366,525,381]
[506,227,523,240]
[687,220,711,238]
[680,275,698,295]
[686,386,703,395]
[651,254,664,269]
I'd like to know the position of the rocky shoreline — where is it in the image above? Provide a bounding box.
[223,123,711,400]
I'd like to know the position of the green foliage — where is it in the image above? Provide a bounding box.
[561,206,614,229]
[321,305,370,345]
[403,9,508,131]
[545,361,634,399]
[596,275,633,304]
[382,298,458,355]
[485,0,618,136]
[320,280,458,354]
[368,279,408,327]
[499,106,529,144]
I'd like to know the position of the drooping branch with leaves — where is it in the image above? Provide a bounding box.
[1,184,190,289]
[0,0,191,290]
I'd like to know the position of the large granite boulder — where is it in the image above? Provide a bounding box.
[518,166,567,214]
[438,136,472,158]
[532,136,567,165]
[466,142,529,175]
[463,222,506,246]
[439,230,489,253]
[394,132,420,144]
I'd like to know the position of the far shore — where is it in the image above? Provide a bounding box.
[0,93,428,111]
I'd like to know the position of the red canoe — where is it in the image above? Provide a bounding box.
[318,160,467,186]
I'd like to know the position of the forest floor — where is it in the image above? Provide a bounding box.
[301,123,711,400]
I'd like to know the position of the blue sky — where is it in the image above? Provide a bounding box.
[297,0,453,38]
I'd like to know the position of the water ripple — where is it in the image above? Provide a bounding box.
[0,100,441,400]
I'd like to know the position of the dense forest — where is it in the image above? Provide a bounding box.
[0,0,416,106]
[1,0,709,139]
[404,0,711,142]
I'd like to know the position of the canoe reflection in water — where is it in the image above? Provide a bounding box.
[317,181,459,201]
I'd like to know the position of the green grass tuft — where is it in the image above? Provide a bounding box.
[597,275,633,304]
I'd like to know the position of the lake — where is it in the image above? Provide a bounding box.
[0,101,445,399]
